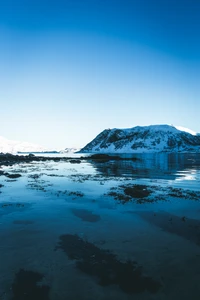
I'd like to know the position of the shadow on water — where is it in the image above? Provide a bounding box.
[11,269,50,300]
[135,211,200,246]
[55,234,161,294]
[71,208,101,222]
[89,153,200,180]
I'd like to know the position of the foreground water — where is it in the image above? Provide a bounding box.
[0,153,200,300]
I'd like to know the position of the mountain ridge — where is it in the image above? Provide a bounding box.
[79,124,200,153]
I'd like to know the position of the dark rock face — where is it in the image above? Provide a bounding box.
[79,125,200,153]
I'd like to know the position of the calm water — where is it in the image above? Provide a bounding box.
[0,153,200,300]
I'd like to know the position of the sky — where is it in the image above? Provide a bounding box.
[0,0,200,149]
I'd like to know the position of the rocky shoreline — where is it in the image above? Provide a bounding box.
[0,153,138,167]
[0,153,63,167]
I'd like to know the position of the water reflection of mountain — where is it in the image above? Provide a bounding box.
[89,153,200,180]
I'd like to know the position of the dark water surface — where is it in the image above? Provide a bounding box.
[0,153,200,300]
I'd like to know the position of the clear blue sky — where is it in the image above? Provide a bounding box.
[0,0,199,149]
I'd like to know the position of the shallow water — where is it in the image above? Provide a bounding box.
[0,153,200,300]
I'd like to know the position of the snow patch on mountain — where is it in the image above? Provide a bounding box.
[173,125,196,136]
[79,124,200,153]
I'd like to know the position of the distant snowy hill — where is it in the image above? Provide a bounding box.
[0,136,49,154]
[60,148,80,153]
[79,125,200,153]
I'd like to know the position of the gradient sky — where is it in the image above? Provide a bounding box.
[0,0,199,149]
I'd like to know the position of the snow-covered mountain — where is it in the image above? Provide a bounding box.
[0,136,49,154]
[79,125,200,153]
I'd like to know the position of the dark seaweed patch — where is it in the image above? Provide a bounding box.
[26,179,53,192]
[107,184,154,204]
[71,208,101,222]
[45,173,65,177]
[137,211,200,246]
[68,191,84,197]
[56,234,161,294]
[69,159,81,164]
[107,191,130,203]
[0,183,3,193]
[11,269,50,300]
[4,173,22,179]
[122,184,152,198]
[167,187,200,200]
[28,174,41,179]
[1,203,24,208]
